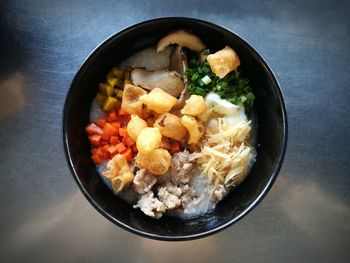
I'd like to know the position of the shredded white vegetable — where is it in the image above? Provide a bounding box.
[192,117,254,186]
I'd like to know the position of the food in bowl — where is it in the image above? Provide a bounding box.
[85,30,256,219]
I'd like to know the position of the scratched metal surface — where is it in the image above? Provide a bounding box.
[0,0,349,262]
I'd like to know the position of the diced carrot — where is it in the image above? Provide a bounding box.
[88,101,134,166]
[100,152,110,160]
[95,147,108,160]
[107,111,117,122]
[125,137,135,147]
[170,142,180,154]
[101,132,111,141]
[107,145,118,155]
[102,144,110,153]
[119,121,126,128]
[123,114,131,121]
[95,147,104,156]
[109,136,119,145]
[86,123,103,135]
[94,145,107,160]
[110,121,121,130]
[91,147,98,155]
[95,119,107,128]
[122,136,131,146]
[121,148,133,162]
[89,135,102,146]
[104,123,119,135]
[120,118,130,128]
[100,140,109,146]
[119,127,127,138]
[91,154,103,165]
[118,108,129,116]
[103,123,119,139]
[115,142,127,153]
[117,115,131,126]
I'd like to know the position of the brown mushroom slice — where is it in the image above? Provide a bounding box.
[119,47,173,70]
[199,49,208,63]
[156,30,206,53]
[169,46,190,110]
[173,86,190,111]
[169,46,188,76]
[131,68,184,98]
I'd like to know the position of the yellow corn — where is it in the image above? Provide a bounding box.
[109,67,124,79]
[116,89,123,99]
[102,96,119,111]
[99,82,114,96]
[106,77,118,87]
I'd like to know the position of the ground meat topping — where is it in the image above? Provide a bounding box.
[180,184,198,209]
[170,150,194,184]
[157,184,182,209]
[211,184,227,203]
[133,192,166,219]
[133,169,157,194]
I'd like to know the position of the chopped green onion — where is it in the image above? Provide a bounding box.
[185,54,254,111]
[201,75,212,85]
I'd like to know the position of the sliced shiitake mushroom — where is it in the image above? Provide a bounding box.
[173,85,190,111]
[156,30,206,53]
[169,46,191,110]
[199,49,208,63]
[131,68,184,98]
[169,46,188,76]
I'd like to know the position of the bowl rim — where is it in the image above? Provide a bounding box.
[63,16,288,241]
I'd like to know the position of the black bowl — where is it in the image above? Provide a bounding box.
[63,17,287,241]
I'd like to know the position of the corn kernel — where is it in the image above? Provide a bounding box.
[102,96,119,111]
[109,67,124,79]
[116,89,123,99]
[99,82,114,96]
[115,78,124,88]
[106,77,118,87]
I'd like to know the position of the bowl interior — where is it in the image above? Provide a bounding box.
[64,18,287,240]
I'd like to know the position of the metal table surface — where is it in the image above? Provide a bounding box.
[0,0,349,262]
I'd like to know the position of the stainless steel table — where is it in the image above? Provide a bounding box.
[1,0,349,262]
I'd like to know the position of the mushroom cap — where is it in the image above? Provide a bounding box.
[169,46,188,77]
[131,68,185,98]
[156,30,206,53]
[173,85,190,111]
